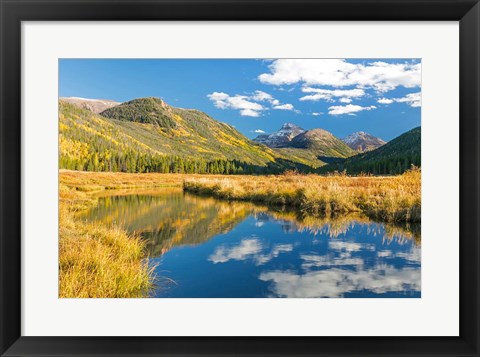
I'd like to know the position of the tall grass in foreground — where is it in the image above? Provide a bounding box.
[59,184,155,298]
[183,168,421,223]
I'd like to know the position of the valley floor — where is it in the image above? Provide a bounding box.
[59,169,420,297]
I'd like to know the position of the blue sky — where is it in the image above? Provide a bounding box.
[59,59,421,141]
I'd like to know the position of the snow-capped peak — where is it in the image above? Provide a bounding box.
[253,123,305,148]
[342,131,386,152]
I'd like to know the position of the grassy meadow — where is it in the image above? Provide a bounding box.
[183,168,421,223]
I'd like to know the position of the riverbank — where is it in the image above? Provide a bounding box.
[183,168,421,223]
[59,171,186,297]
[59,170,243,297]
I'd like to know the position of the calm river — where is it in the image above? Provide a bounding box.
[84,188,421,298]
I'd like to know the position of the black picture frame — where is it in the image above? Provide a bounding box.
[1,0,479,356]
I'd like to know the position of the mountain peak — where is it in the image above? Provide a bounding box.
[253,123,305,148]
[342,131,386,152]
[290,128,356,158]
[100,96,176,128]
[126,97,170,109]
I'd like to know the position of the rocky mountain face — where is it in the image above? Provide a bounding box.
[253,123,305,148]
[59,97,120,114]
[342,131,386,152]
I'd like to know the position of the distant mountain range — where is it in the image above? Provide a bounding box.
[254,124,385,155]
[59,96,420,175]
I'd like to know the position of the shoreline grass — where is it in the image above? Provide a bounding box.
[59,198,155,298]
[183,168,421,223]
[59,173,165,298]
[59,170,243,297]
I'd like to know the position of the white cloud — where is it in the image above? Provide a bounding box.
[208,238,262,264]
[252,90,274,103]
[207,92,264,117]
[328,104,377,116]
[254,244,293,265]
[329,241,375,252]
[251,129,266,134]
[392,92,421,107]
[383,247,421,263]
[301,254,364,268]
[240,109,261,117]
[208,238,293,266]
[259,265,421,298]
[311,112,323,116]
[259,59,421,92]
[273,103,294,110]
[300,87,365,102]
[207,90,293,116]
[378,97,394,104]
[376,92,421,107]
[259,59,356,86]
[377,251,392,257]
[258,233,421,297]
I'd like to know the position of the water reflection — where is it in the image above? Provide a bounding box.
[84,189,421,298]
[85,188,254,256]
[208,237,294,266]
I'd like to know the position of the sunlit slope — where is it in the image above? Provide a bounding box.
[59,99,285,173]
[59,101,165,171]
[273,147,329,169]
[100,97,280,164]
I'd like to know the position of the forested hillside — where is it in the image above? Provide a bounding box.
[59,100,320,174]
[319,127,421,175]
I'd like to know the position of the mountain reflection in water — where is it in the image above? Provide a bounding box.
[84,188,421,298]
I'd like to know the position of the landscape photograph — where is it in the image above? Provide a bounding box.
[59,58,421,298]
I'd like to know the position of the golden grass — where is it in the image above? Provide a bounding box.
[183,168,421,223]
[59,203,155,298]
[59,176,159,298]
[60,169,185,191]
[59,169,235,191]
[59,170,236,297]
